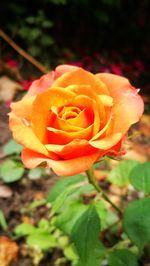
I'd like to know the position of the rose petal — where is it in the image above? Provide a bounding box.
[98,95,113,106]
[21,148,101,176]
[90,133,122,149]
[45,139,97,159]
[68,84,106,134]
[47,124,93,144]
[9,98,49,156]
[53,108,92,130]
[31,87,76,142]
[25,71,56,98]
[66,109,92,128]
[25,64,79,98]
[112,94,143,133]
[52,68,109,95]
[106,134,127,156]
[96,73,144,134]
[96,73,130,101]
[52,113,83,132]
[55,64,79,76]
[91,112,112,141]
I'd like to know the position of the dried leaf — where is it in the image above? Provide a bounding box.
[0,236,19,266]
[0,76,22,102]
[0,185,13,198]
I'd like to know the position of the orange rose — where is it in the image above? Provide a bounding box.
[9,65,144,176]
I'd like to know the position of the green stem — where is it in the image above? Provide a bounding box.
[86,167,123,217]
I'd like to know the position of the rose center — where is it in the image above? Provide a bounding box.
[58,106,81,120]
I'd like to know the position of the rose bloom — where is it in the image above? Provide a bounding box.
[9,65,144,176]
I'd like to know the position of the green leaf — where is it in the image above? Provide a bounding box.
[40,35,54,46]
[94,200,108,230]
[72,183,94,199]
[108,160,139,187]
[21,199,47,213]
[42,20,53,28]
[0,160,24,183]
[0,209,7,230]
[3,139,22,155]
[123,198,150,250]
[38,219,50,232]
[109,249,138,266]
[71,205,103,266]
[28,168,44,180]
[129,162,150,193]
[27,233,57,250]
[64,244,78,264]
[15,223,36,236]
[47,174,85,203]
[29,199,47,209]
[28,45,41,56]
[105,209,118,227]
[25,16,35,24]
[56,201,88,235]
[48,0,67,4]
[50,185,78,215]
[30,28,41,40]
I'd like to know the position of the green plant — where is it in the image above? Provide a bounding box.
[0,209,8,231]
[13,160,150,265]
[0,139,47,183]
[0,139,24,183]
[18,10,54,66]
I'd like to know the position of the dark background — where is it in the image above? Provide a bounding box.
[1,0,150,92]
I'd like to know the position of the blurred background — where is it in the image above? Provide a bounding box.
[0,0,150,91]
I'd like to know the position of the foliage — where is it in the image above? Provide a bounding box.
[71,205,104,266]
[18,10,54,67]
[129,162,150,193]
[123,198,150,252]
[109,249,138,266]
[3,139,22,156]
[0,209,8,231]
[108,160,139,187]
[0,159,25,183]
[0,139,47,183]
[9,158,150,265]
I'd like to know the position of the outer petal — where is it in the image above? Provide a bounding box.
[21,149,101,176]
[25,64,78,98]
[52,68,109,95]
[106,134,127,156]
[96,73,131,101]
[9,98,49,156]
[96,73,144,134]
[90,133,122,149]
[25,71,56,98]
[55,64,79,76]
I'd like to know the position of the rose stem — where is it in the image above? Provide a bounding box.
[86,167,123,217]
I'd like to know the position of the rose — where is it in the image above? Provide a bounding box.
[9,65,144,176]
